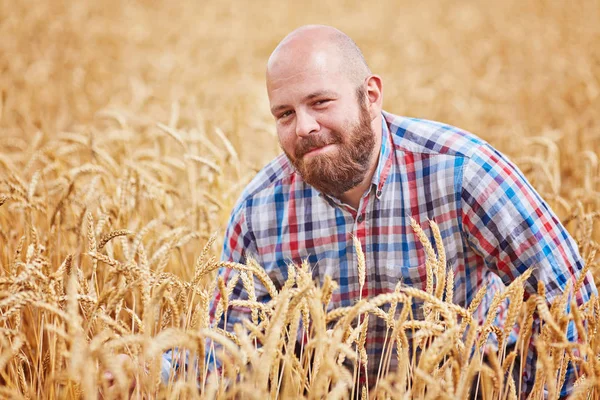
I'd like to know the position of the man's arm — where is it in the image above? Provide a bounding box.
[211,199,263,329]
[160,199,262,384]
[459,143,596,395]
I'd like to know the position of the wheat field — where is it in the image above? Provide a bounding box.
[1,0,599,398]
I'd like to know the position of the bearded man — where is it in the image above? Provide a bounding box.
[163,25,596,396]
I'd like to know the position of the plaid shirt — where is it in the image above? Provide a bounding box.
[167,111,596,395]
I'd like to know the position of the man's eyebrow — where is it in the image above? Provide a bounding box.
[304,90,337,101]
[270,90,337,115]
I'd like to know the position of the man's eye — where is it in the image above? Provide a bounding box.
[279,110,293,119]
[314,100,330,106]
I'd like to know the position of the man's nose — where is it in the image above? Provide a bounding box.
[295,110,319,138]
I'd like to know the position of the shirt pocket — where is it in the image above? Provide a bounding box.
[382,263,427,292]
[381,263,427,321]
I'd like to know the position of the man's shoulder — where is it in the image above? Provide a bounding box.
[234,153,298,208]
[383,111,488,159]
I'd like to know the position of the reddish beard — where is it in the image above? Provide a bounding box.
[286,99,376,198]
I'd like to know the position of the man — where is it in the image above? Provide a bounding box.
[165,25,596,395]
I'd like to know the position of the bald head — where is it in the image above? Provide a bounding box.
[267,25,371,88]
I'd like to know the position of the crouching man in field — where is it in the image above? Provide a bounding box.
[163,25,596,397]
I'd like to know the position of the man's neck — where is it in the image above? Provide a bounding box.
[337,173,375,210]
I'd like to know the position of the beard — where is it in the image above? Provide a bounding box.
[284,98,376,198]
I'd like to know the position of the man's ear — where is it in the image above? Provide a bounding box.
[365,75,383,119]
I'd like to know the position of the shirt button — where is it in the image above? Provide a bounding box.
[376,190,382,197]
[357,215,364,223]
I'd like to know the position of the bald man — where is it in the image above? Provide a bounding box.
[266,26,381,210]
[163,25,596,396]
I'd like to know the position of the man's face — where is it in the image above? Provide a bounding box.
[267,55,376,197]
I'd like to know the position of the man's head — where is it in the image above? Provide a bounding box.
[266,25,383,197]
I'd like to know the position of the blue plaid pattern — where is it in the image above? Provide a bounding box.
[167,111,596,396]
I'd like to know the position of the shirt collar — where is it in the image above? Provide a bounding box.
[370,113,394,199]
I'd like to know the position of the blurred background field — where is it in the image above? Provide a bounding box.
[1,0,599,398]
[3,0,600,183]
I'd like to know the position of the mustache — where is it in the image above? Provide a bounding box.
[294,133,342,159]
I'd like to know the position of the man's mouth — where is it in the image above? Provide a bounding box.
[303,144,335,158]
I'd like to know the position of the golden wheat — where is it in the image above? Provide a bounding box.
[1,0,599,398]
